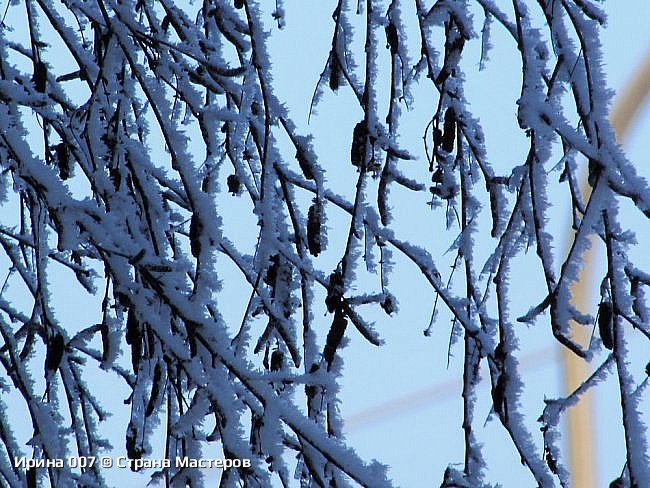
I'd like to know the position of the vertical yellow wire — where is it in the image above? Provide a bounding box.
[564,50,650,488]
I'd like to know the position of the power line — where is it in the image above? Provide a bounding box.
[345,346,557,432]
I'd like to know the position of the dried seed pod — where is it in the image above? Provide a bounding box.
[262,344,270,370]
[116,292,131,308]
[19,332,35,361]
[325,268,344,313]
[54,143,71,180]
[441,107,456,153]
[250,414,263,456]
[491,372,507,418]
[265,254,280,286]
[385,23,398,54]
[145,362,163,417]
[305,363,320,399]
[378,170,390,225]
[145,325,155,359]
[234,0,244,9]
[49,210,66,252]
[250,100,262,116]
[189,213,202,257]
[109,166,121,189]
[609,477,624,488]
[101,321,110,364]
[270,349,284,371]
[439,166,459,200]
[351,120,367,168]
[323,308,348,370]
[186,320,199,357]
[381,293,396,315]
[32,61,47,93]
[431,127,443,159]
[491,344,507,418]
[598,301,614,350]
[126,307,142,371]
[307,201,322,257]
[126,422,143,470]
[206,401,223,442]
[588,158,600,187]
[490,191,500,237]
[329,56,341,92]
[431,167,444,184]
[161,14,171,32]
[296,147,315,180]
[544,446,559,474]
[305,383,318,400]
[227,174,240,195]
[44,333,65,377]
[489,185,504,238]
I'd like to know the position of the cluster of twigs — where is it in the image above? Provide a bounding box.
[0,0,648,487]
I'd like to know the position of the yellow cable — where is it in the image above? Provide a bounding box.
[564,49,650,488]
